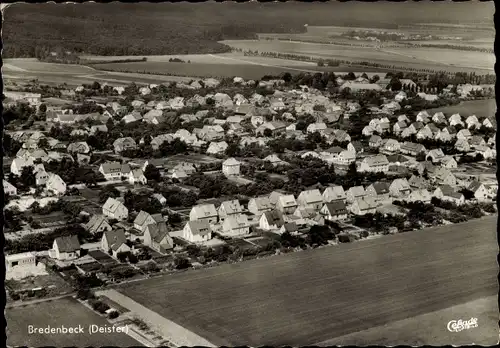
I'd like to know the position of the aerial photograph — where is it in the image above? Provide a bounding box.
[1,1,498,347]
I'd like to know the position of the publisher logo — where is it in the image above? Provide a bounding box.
[447,318,478,332]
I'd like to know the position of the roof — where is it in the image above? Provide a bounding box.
[103,197,126,214]
[370,182,390,195]
[103,229,127,251]
[282,222,298,233]
[250,196,273,211]
[438,185,463,199]
[263,210,285,226]
[134,211,153,226]
[369,135,382,143]
[278,195,297,208]
[391,178,411,191]
[186,220,211,235]
[223,157,241,166]
[145,222,172,244]
[54,235,80,252]
[468,181,484,192]
[348,186,365,197]
[224,214,250,230]
[298,189,323,204]
[363,155,389,166]
[191,204,217,218]
[86,214,108,231]
[323,186,346,200]
[356,197,378,210]
[323,201,347,214]
[220,200,244,215]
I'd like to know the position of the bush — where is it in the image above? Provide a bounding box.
[108,311,120,319]
[10,293,20,301]
[337,234,352,243]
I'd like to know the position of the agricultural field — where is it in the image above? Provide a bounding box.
[318,295,498,346]
[220,39,494,73]
[6,296,141,347]
[3,59,96,74]
[426,99,496,119]
[119,215,497,347]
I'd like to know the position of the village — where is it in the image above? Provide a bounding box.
[3,72,497,312]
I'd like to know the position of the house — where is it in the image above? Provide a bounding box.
[474,145,495,159]
[416,111,431,123]
[307,122,327,134]
[183,220,212,243]
[389,178,411,198]
[263,154,289,167]
[218,200,244,221]
[409,175,429,189]
[101,229,130,257]
[368,135,383,148]
[248,196,273,216]
[279,222,299,235]
[102,197,129,220]
[222,214,251,236]
[469,135,486,148]
[416,126,433,140]
[393,121,408,135]
[5,252,40,280]
[362,126,376,137]
[335,150,356,165]
[128,168,147,185]
[3,180,17,196]
[206,141,228,155]
[347,141,364,154]
[449,113,464,127]
[483,117,496,129]
[440,156,458,169]
[454,138,471,152]
[259,210,285,230]
[426,149,445,163]
[322,185,346,203]
[134,211,164,233]
[222,157,241,176]
[152,193,167,206]
[297,189,323,210]
[49,235,80,261]
[256,121,287,136]
[276,195,298,214]
[366,182,391,202]
[173,162,196,176]
[434,185,465,205]
[320,201,348,221]
[89,125,108,135]
[122,112,143,124]
[293,206,317,221]
[346,186,367,204]
[358,155,389,173]
[405,189,432,203]
[144,222,174,253]
[99,162,130,181]
[10,157,34,176]
[432,167,457,186]
[85,215,112,235]
[113,137,137,153]
[380,139,400,154]
[435,130,453,142]
[46,174,67,196]
[468,181,490,201]
[375,122,391,135]
[349,197,378,216]
[432,112,447,124]
[189,204,218,224]
[67,142,91,154]
[456,129,472,140]
[465,115,481,129]
[400,142,426,157]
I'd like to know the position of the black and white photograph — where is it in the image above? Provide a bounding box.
[1,1,498,347]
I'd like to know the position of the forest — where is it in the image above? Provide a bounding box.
[3,1,492,58]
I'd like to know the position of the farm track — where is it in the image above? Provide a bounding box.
[120,216,497,346]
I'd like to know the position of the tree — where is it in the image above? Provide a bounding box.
[37,137,49,149]
[174,256,191,269]
[263,128,272,137]
[144,164,161,181]
[225,143,241,157]
[416,151,426,161]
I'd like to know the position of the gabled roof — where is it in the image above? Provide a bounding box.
[298,189,323,204]
[323,185,346,200]
[263,210,285,226]
[322,201,347,215]
[223,157,241,166]
[191,204,218,218]
[468,181,484,193]
[250,196,273,211]
[220,200,244,215]
[134,211,153,226]
[86,214,109,232]
[278,194,298,208]
[224,214,250,230]
[146,222,172,244]
[348,186,366,197]
[186,220,211,235]
[103,197,126,214]
[370,182,390,195]
[54,235,80,252]
[103,229,127,251]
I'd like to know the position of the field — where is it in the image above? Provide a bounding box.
[319,296,498,346]
[220,39,494,73]
[6,296,141,347]
[119,215,497,346]
[426,99,496,119]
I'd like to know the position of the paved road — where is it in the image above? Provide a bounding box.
[120,216,497,346]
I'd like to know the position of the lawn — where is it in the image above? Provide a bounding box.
[426,99,496,119]
[88,250,118,266]
[119,216,497,346]
[6,296,141,347]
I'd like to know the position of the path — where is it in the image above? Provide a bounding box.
[6,293,75,309]
[95,289,216,347]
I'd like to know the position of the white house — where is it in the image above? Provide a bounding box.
[183,220,212,243]
[297,189,323,210]
[4,180,18,196]
[358,155,389,173]
[221,214,251,237]
[276,195,298,214]
[248,196,273,216]
[322,185,346,203]
[45,174,67,196]
[468,181,490,201]
[102,197,129,220]
[320,201,348,221]
[346,186,367,204]
[134,211,164,233]
[259,210,285,231]
[10,157,34,176]
[189,204,218,224]
[101,229,131,257]
[207,141,228,155]
[128,168,147,185]
[49,235,81,261]
[143,223,174,254]
[389,178,411,198]
[222,158,241,176]
[218,200,244,221]
[85,215,112,234]
[349,197,378,216]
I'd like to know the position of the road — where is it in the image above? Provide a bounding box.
[119,215,497,346]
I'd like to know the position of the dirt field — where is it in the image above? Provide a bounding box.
[119,215,497,346]
[318,296,498,346]
[426,99,496,119]
[6,296,141,347]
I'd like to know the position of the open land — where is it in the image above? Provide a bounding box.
[426,99,497,119]
[119,215,497,347]
[318,295,498,346]
[6,296,141,347]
